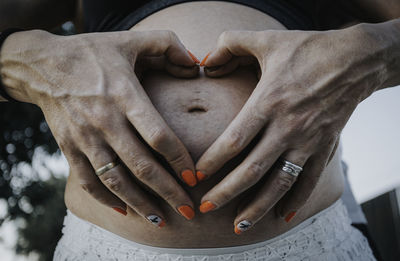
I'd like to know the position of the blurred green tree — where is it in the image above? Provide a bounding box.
[0,22,75,261]
[0,102,66,261]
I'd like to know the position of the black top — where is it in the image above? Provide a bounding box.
[82,0,365,32]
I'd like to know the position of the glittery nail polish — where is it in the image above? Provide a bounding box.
[146,215,166,228]
[234,220,252,234]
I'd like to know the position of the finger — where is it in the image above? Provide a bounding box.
[82,144,169,227]
[199,133,284,214]
[195,76,269,180]
[276,142,335,222]
[125,76,197,187]
[136,55,199,78]
[204,56,257,78]
[64,149,127,214]
[134,30,197,67]
[201,30,262,68]
[233,151,308,234]
[103,124,196,221]
[100,166,168,228]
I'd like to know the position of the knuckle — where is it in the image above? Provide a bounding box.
[248,105,268,124]
[102,173,124,192]
[126,106,146,121]
[133,160,155,181]
[274,174,295,193]
[167,150,187,166]
[161,187,179,202]
[245,162,265,180]
[147,128,171,150]
[225,130,246,152]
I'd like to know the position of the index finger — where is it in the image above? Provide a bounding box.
[133,30,198,67]
[195,77,270,180]
[201,30,263,68]
[103,123,196,220]
[123,76,197,187]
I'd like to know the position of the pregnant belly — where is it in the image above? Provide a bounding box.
[64,1,345,248]
[143,68,258,162]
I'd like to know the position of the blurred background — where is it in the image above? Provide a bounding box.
[0,22,399,261]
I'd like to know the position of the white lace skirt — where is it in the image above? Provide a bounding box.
[53,199,375,261]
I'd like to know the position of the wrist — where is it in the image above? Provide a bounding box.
[379,19,400,89]
[0,29,23,102]
[355,20,400,91]
[0,30,53,104]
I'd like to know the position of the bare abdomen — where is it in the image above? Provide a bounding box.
[65,1,344,247]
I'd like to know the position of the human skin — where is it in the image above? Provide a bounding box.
[1,0,399,246]
[64,2,345,247]
[0,25,203,224]
[197,14,400,234]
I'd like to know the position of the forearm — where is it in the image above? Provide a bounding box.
[359,19,400,92]
[0,0,77,31]
[0,30,56,103]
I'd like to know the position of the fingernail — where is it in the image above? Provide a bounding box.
[187,50,200,64]
[178,205,195,220]
[200,52,211,66]
[285,211,297,223]
[146,215,166,228]
[182,170,197,187]
[234,220,252,235]
[196,171,207,182]
[199,200,216,213]
[112,207,127,216]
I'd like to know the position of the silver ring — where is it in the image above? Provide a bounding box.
[279,159,303,177]
[95,161,119,176]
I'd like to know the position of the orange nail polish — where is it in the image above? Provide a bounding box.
[112,207,127,216]
[199,200,216,213]
[178,205,195,220]
[234,226,241,235]
[187,50,200,64]
[285,211,297,223]
[200,52,211,66]
[159,220,166,228]
[196,171,206,182]
[182,170,197,187]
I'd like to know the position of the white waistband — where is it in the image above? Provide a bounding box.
[55,199,376,260]
[63,199,344,255]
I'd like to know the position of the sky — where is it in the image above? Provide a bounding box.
[0,85,399,260]
[341,86,400,202]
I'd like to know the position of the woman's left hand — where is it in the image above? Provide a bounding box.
[195,23,390,234]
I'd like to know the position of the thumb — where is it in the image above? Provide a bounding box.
[134,30,198,67]
[204,56,258,78]
[201,30,261,67]
[136,55,199,79]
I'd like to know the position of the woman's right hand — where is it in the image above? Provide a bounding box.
[0,29,200,226]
